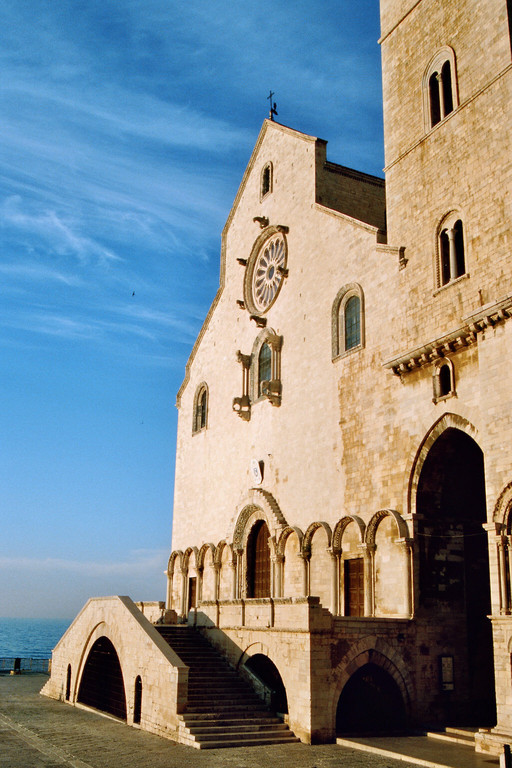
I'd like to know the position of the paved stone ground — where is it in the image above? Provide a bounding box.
[0,674,422,768]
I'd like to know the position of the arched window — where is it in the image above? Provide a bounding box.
[423,48,458,131]
[260,162,273,200]
[332,283,365,360]
[345,295,361,351]
[433,359,455,402]
[258,343,272,395]
[249,330,283,406]
[192,383,208,434]
[438,214,466,287]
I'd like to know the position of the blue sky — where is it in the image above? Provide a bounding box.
[0,0,384,619]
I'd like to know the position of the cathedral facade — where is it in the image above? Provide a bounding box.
[44,0,512,754]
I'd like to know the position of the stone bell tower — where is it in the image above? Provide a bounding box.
[379,0,511,349]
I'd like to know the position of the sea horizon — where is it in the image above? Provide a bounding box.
[0,617,71,658]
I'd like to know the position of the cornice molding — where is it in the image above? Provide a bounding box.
[384,293,512,376]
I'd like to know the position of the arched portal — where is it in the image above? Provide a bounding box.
[77,637,127,721]
[244,653,288,715]
[336,663,406,734]
[416,427,495,723]
[247,520,271,598]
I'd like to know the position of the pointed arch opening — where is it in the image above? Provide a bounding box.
[336,662,406,735]
[416,426,495,724]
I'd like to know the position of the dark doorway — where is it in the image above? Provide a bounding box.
[247,520,271,598]
[188,577,197,611]
[336,663,406,734]
[344,557,364,616]
[77,637,127,720]
[416,427,495,724]
[245,653,288,715]
[65,664,71,701]
[133,676,142,724]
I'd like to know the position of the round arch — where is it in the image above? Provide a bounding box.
[303,521,333,554]
[276,525,304,556]
[365,509,409,546]
[232,488,287,550]
[332,516,365,553]
[77,635,127,721]
[237,641,290,714]
[493,481,512,530]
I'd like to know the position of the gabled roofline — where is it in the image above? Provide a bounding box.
[176,120,322,406]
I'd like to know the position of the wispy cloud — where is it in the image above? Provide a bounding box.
[0,549,168,577]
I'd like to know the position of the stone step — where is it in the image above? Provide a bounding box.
[426,728,477,746]
[186,722,289,736]
[190,733,300,749]
[179,714,280,725]
[155,625,297,749]
[185,703,269,714]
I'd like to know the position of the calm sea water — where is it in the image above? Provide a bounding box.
[0,618,70,658]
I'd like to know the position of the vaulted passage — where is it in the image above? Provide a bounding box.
[336,663,406,734]
[77,637,126,721]
[417,428,495,724]
[247,520,271,598]
[245,653,288,715]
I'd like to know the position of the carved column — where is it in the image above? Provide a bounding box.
[180,568,188,618]
[213,563,220,602]
[330,551,339,615]
[447,227,458,280]
[274,554,284,598]
[197,567,203,604]
[362,544,375,617]
[302,554,310,597]
[233,352,251,420]
[398,538,413,617]
[498,536,510,614]
[437,72,446,120]
[165,571,172,611]
[235,549,243,599]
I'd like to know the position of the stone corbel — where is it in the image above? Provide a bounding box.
[233,351,252,421]
[260,379,282,406]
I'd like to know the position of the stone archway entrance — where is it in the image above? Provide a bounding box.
[247,520,271,597]
[244,654,288,715]
[416,427,495,724]
[77,637,127,720]
[336,663,406,734]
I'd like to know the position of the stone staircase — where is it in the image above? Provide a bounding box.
[155,625,299,749]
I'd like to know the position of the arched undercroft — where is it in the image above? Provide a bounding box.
[336,661,407,734]
[237,641,290,715]
[244,653,288,715]
[77,636,127,721]
[330,643,411,736]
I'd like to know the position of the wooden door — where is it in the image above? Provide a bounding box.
[248,521,271,598]
[344,558,364,616]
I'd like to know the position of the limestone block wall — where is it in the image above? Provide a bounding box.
[171,120,392,554]
[41,596,188,741]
